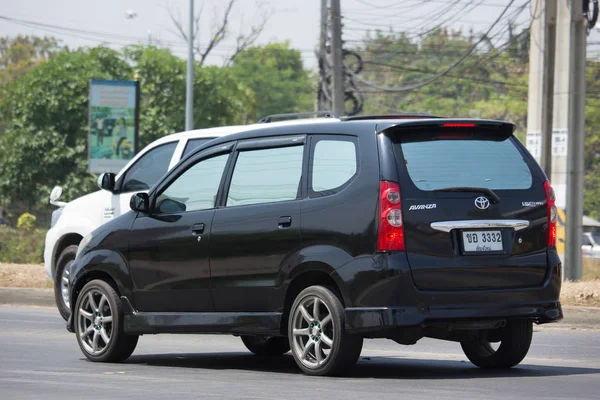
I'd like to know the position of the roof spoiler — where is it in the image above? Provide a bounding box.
[376,119,516,137]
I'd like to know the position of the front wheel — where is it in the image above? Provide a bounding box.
[74,279,138,362]
[54,245,77,321]
[288,285,363,376]
[460,320,533,369]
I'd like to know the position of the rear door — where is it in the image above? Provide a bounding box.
[388,123,549,290]
[209,136,305,312]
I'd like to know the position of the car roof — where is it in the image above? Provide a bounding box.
[148,117,342,147]
[183,117,515,155]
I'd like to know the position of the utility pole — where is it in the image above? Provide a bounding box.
[185,0,194,131]
[330,0,344,116]
[553,0,587,280]
[317,0,328,111]
[526,0,556,176]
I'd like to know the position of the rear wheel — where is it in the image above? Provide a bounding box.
[288,285,363,376]
[54,245,77,321]
[460,320,533,369]
[74,279,138,362]
[241,335,290,356]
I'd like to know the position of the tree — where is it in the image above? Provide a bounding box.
[169,0,270,66]
[0,47,132,208]
[0,45,255,210]
[230,42,314,122]
[0,35,64,86]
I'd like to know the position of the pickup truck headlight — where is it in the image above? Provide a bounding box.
[50,208,63,228]
[76,233,93,259]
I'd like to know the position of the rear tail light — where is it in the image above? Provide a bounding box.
[378,181,405,251]
[544,180,557,247]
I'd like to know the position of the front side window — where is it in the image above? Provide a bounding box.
[227,145,304,207]
[154,153,229,214]
[311,139,357,196]
[121,142,177,192]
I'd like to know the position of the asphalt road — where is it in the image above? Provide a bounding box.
[1,306,599,400]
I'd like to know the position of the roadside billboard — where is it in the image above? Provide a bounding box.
[88,79,140,174]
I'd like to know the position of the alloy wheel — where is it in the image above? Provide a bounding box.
[61,262,71,309]
[291,295,334,368]
[77,289,113,355]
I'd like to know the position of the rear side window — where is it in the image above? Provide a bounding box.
[397,137,533,191]
[310,138,357,196]
[183,138,213,157]
[121,142,177,192]
[227,145,303,207]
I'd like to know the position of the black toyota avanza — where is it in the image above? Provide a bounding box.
[68,115,562,376]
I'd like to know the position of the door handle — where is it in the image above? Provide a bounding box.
[191,223,205,235]
[278,216,292,228]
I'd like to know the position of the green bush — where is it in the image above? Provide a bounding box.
[0,225,45,264]
[17,212,37,230]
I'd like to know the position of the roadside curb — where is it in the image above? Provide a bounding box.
[0,287,55,308]
[1,287,599,329]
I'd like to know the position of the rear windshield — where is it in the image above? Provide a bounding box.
[397,137,533,191]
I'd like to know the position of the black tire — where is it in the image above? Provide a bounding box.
[74,279,138,362]
[241,335,290,356]
[288,285,363,376]
[460,320,533,369]
[54,245,77,321]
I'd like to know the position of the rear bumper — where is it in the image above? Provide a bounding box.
[335,248,563,334]
[345,301,562,334]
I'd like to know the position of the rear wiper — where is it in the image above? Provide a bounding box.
[433,186,500,204]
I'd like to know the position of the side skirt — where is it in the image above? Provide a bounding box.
[120,296,283,336]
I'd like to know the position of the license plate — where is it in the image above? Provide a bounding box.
[462,230,503,252]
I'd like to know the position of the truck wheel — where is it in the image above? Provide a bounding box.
[461,320,533,369]
[241,335,290,356]
[54,245,77,321]
[288,285,363,376]
[74,279,138,362]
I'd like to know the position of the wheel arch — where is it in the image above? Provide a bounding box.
[69,250,134,316]
[280,262,349,335]
[52,233,83,277]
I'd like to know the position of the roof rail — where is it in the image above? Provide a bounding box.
[258,111,338,123]
[343,113,441,121]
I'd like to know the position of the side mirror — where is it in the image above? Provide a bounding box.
[97,173,116,192]
[130,192,150,213]
[49,186,67,207]
[50,186,62,202]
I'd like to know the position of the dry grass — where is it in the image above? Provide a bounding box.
[0,263,52,289]
[1,262,600,307]
[583,257,600,280]
[561,280,600,306]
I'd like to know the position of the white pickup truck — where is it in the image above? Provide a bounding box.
[45,117,340,320]
[583,232,600,259]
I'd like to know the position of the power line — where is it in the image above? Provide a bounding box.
[350,0,518,92]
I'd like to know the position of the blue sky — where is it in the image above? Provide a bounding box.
[0,0,598,70]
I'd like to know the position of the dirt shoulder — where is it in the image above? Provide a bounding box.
[0,263,52,289]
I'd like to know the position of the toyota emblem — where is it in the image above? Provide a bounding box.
[474,196,490,210]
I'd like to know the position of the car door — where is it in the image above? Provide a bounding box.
[127,145,233,312]
[100,142,179,225]
[209,136,305,312]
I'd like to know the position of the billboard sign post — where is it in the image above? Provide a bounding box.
[88,79,139,174]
